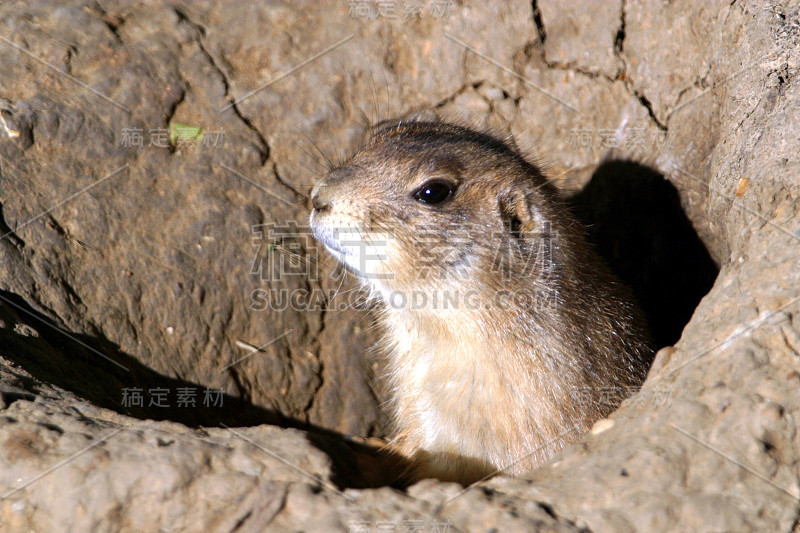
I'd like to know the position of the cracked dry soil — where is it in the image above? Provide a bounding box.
[0,1,799,532]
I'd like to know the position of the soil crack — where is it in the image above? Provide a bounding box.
[174,8,270,166]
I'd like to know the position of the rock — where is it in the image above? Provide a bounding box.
[0,0,798,531]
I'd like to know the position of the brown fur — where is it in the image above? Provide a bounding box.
[310,116,652,484]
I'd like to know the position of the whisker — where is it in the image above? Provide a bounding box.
[379,63,391,122]
[297,128,334,169]
[328,260,348,303]
[366,62,380,126]
[294,141,329,174]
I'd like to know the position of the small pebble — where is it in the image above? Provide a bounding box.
[591,418,615,434]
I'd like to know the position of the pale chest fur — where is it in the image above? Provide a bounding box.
[381,309,569,474]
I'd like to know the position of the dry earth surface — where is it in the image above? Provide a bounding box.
[0,0,798,531]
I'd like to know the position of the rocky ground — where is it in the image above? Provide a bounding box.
[0,0,798,531]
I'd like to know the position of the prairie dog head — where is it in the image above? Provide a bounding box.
[310,117,566,303]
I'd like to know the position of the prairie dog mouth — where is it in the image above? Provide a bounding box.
[311,218,393,280]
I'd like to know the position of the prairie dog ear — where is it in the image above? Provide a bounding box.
[371,109,440,133]
[497,186,538,239]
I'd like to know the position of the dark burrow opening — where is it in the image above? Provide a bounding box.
[569,160,719,350]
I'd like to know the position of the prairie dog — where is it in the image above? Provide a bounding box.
[309,115,651,484]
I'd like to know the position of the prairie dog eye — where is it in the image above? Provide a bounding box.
[413,179,455,204]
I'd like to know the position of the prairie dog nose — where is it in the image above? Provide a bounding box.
[312,166,358,211]
[311,182,333,211]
